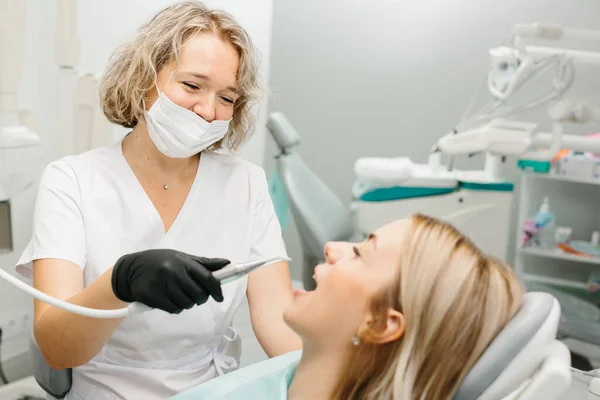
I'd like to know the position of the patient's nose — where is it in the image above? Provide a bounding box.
[324,243,337,264]
[324,241,352,264]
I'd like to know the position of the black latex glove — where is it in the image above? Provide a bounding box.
[111,249,230,314]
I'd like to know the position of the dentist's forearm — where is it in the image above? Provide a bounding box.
[269,324,303,357]
[253,317,302,357]
[247,261,302,357]
[34,265,126,370]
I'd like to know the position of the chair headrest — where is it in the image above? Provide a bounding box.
[267,112,300,151]
[454,292,557,400]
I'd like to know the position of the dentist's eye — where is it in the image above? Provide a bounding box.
[353,246,361,258]
[183,82,199,90]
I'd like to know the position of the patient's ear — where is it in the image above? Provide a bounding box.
[359,309,405,345]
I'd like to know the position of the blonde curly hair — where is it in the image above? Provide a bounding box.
[99,0,262,151]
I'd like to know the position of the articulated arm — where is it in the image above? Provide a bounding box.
[436,119,537,156]
[439,22,600,161]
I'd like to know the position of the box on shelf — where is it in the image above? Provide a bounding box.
[554,152,600,182]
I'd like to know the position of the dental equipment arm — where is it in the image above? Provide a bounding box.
[548,99,600,124]
[438,23,600,164]
[0,257,288,319]
[436,119,600,166]
[436,120,538,156]
[513,23,600,44]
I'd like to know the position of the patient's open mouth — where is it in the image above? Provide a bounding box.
[294,289,310,296]
[293,273,318,297]
[293,288,309,296]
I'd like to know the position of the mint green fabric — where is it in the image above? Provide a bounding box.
[170,351,301,400]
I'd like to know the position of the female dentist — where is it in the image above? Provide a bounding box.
[14,1,301,399]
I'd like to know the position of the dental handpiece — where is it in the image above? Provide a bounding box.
[212,257,290,284]
[0,257,290,319]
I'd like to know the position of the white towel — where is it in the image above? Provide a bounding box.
[354,157,415,185]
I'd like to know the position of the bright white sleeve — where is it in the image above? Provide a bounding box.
[15,160,87,279]
[249,169,288,261]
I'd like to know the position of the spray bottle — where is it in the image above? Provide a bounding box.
[535,197,556,249]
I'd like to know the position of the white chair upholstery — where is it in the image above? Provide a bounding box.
[455,292,571,400]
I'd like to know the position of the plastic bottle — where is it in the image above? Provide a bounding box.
[535,197,556,249]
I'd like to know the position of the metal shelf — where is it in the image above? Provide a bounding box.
[519,247,600,265]
[523,171,600,186]
[522,273,588,290]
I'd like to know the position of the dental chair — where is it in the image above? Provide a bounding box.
[267,112,362,290]
[455,291,571,400]
[29,324,70,399]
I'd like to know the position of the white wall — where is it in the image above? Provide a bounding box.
[267,0,600,280]
[0,0,273,375]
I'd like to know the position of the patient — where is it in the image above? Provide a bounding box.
[172,213,524,400]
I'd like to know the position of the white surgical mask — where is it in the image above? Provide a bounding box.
[144,90,231,158]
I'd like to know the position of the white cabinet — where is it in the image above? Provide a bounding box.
[515,172,600,301]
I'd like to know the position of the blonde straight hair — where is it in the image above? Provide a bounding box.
[332,213,524,400]
[99,0,262,151]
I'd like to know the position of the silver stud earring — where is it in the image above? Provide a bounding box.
[352,335,361,346]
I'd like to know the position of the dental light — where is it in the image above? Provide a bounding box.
[486,44,574,104]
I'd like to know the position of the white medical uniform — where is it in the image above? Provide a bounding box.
[15,139,288,400]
